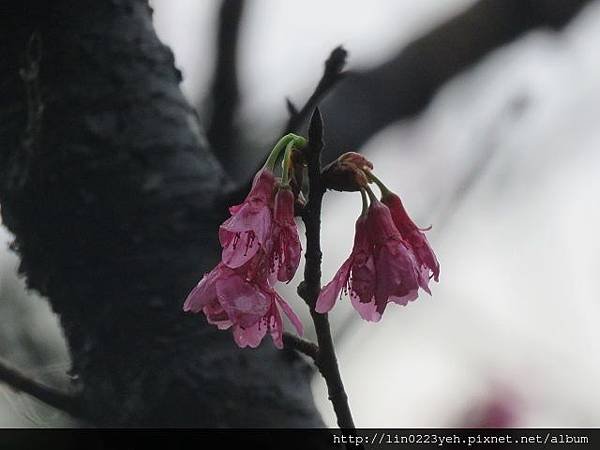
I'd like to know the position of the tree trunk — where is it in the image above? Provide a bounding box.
[0,0,322,427]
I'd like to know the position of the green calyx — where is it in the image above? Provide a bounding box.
[281,140,295,186]
[360,188,369,216]
[264,133,307,172]
[363,184,379,204]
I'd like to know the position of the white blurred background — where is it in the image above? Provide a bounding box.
[2,0,600,427]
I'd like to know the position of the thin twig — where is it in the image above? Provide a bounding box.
[207,0,245,163]
[0,356,84,418]
[285,46,347,134]
[283,332,319,361]
[225,47,347,208]
[299,108,357,431]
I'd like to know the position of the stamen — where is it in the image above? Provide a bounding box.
[243,231,256,256]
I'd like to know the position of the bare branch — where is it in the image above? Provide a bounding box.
[283,333,319,361]
[226,47,347,207]
[207,0,245,164]
[298,109,358,433]
[320,0,593,158]
[0,357,84,418]
[285,46,347,134]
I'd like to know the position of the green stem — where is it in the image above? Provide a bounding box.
[264,133,297,170]
[365,168,392,197]
[363,183,379,204]
[281,140,296,186]
[360,188,369,215]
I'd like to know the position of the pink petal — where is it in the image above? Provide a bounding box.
[417,265,432,295]
[350,295,381,322]
[383,193,440,282]
[274,225,302,283]
[202,301,233,330]
[219,206,271,269]
[315,258,352,313]
[274,294,304,336]
[389,288,419,306]
[273,189,302,282]
[268,305,284,349]
[376,239,419,297]
[350,254,376,304]
[215,275,270,328]
[233,322,266,349]
[183,266,222,312]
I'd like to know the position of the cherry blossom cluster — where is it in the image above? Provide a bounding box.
[184,136,439,348]
[317,153,440,321]
[183,134,306,348]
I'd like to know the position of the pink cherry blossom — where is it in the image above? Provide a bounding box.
[316,215,381,321]
[316,199,424,321]
[271,188,302,283]
[219,168,275,269]
[367,200,421,315]
[382,192,440,287]
[184,260,303,349]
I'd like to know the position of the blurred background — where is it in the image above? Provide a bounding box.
[2,0,600,427]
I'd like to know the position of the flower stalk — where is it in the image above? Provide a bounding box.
[299,109,357,430]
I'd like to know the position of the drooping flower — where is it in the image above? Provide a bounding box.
[271,187,302,283]
[367,199,421,313]
[219,168,276,269]
[186,133,307,348]
[322,151,374,192]
[315,214,380,320]
[316,191,425,321]
[184,259,303,349]
[381,192,440,285]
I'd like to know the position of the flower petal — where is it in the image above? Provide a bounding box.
[233,322,267,349]
[268,304,284,349]
[274,294,304,336]
[219,206,271,269]
[350,295,381,322]
[215,275,270,328]
[183,266,223,312]
[202,301,233,330]
[315,257,353,313]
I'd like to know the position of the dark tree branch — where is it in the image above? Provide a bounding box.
[0,357,84,419]
[285,46,347,134]
[226,47,347,207]
[285,97,299,117]
[283,333,319,361]
[320,0,594,158]
[299,109,357,431]
[0,0,322,428]
[207,0,245,164]
[227,0,591,203]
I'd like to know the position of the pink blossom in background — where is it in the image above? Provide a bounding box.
[462,387,521,428]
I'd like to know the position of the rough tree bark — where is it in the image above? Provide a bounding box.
[0,0,322,427]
